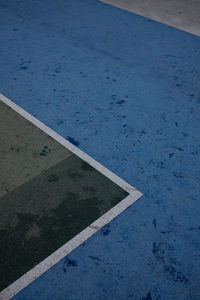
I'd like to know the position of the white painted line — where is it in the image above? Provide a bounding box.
[0,93,139,195]
[0,93,143,299]
[0,192,141,300]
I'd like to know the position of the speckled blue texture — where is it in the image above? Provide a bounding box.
[0,0,200,299]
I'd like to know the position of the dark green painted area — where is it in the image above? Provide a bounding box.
[0,150,128,290]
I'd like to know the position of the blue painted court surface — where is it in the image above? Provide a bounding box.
[0,0,200,299]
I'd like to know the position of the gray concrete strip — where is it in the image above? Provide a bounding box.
[0,102,72,197]
[0,154,128,291]
[100,0,200,36]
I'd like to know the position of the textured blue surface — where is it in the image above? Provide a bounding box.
[0,0,200,299]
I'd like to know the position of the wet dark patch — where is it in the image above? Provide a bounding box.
[164,265,189,283]
[89,255,102,262]
[64,258,78,267]
[20,66,28,70]
[101,228,111,236]
[173,146,184,151]
[143,292,152,300]
[152,242,165,261]
[39,146,51,156]
[172,172,184,179]
[152,242,188,284]
[116,99,126,105]
[67,136,80,146]
[57,120,64,125]
[155,161,164,169]
[152,219,157,229]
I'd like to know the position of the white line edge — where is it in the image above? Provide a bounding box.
[0,93,143,299]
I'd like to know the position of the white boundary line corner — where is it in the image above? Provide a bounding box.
[0,93,143,300]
